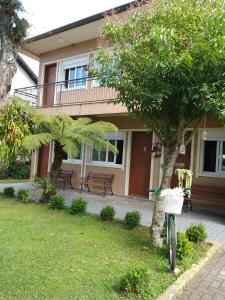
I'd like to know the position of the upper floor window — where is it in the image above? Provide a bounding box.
[63,56,88,89]
[200,130,225,176]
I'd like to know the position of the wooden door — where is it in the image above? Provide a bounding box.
[43,64,56,107]
[129,132,152,197]
[37,145,50,179]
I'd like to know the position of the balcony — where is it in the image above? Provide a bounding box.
[14,77,117,108]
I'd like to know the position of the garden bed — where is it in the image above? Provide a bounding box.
[0,195,210,299]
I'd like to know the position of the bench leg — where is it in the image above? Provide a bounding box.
[110,185,113,196]
[70,179,73,189]
[63,180,66,191]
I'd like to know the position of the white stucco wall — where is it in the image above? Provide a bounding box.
[10,62,36,95]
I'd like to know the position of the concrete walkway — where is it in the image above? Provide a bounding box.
[1,182,225,245]
[176,247,225,300]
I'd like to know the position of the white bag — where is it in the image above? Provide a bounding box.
[160,188,184,214]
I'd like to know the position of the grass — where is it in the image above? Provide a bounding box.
[0,195,210,300]
[0,179,30,184]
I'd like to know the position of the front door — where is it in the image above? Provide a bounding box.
[37,144,50,179]
[43,64,56,107]
[129,132,152,197]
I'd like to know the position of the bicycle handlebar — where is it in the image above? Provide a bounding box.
[148,187,191,196]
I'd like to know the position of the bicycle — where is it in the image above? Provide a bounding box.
[149,188,177,272]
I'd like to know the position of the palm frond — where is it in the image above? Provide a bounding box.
[23,133,54,151]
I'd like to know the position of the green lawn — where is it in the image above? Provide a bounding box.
[0,196,209,300]
[0,179,30,183]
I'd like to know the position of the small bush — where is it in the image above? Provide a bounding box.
[49,194,65,209]
[8,161,30,180]
[0,168,8,179]
[124,210,141,229]
[3,187,15,197]
[119,263,152,300]
[70,198,87,214]
[186,223,207,243]
[176,232,192,260]
[17,189,30,203]
[100,205,116,221]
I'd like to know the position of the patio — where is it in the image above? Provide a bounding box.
[1,182,225,245]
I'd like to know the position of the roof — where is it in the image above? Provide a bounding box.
[21,1,140,58]
[16,54,38,85]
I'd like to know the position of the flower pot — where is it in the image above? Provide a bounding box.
[160,188,184,214]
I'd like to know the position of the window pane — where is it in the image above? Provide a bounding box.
[68,67,75,88]
[92,149,99,161]
[108,140,115,162]
[71,144,82,160]
[76,66,86,87]
[65,69,69,88]
[116,140,124,164]
[62,150,68,160]
[203,141,217,172]
[100,150,106,162]
[222,142,225,172]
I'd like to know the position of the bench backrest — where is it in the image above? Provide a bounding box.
[87,172,114,183]
[58,169,73,177]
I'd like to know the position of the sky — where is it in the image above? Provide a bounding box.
[21,0,131,37]
[20,0,131,75]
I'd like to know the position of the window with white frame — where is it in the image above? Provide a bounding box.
[63,57,88,89]
[200,130,225,175]
[62,144,83,163]
[91,132,125,166]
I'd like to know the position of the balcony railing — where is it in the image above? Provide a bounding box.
[14,77,117,108]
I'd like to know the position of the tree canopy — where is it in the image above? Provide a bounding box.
[97,0,225,142]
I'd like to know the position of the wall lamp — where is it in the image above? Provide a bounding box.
[151,142,162,158]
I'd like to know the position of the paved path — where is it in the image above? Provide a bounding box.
[176,247,225,300]
[1,182,225,245]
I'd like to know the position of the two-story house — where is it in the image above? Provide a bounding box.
[17,2,225,212]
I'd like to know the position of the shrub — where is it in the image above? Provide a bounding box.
[100,205,115,221]
[0,168,8,179]
[176,232,192,260]
[8,161,30,180]
[186,223,207,243]
[70,198,87,214]
[49,194,65,209]
[3,187,15,197]
[34,176,56,202]
[124,210,141,229]
[17,189,30,203]
[119,263,152,300]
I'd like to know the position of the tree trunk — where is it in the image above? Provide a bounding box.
[0,61,16,101]
[0,34,16,102]
[149,143,180,248]
[49,141,64,186]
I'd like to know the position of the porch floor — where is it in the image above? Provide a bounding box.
[1,182,225,246]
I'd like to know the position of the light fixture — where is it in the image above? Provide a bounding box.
[151,142,162,158]
[57,37,65,43]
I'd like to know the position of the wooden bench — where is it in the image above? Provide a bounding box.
[80,172,114,197]
[56,169,74,190]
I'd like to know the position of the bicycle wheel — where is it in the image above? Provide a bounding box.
[169,214,176,271]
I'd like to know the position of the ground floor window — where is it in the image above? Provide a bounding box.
[91,132,125,166]
[201,130,225,175]
[62,144,83,163]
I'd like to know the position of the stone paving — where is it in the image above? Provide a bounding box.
[0,182,225,246]
[175,247,225,300]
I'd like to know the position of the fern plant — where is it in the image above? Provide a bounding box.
[23,113,118,185]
